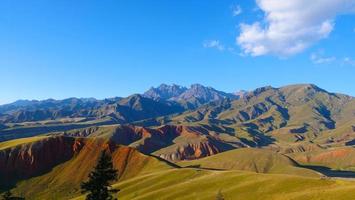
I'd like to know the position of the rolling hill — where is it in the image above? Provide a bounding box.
[0,135,173,199]
[178,148,319,177]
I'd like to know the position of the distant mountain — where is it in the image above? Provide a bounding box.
[234,90,248,99]
[174,84,236,108]
[95,94,184,123]
[144,83,236,109]
[0,84,237,123]
[0,98,103,123]
[167,84,355,144]
[0,98,100,114]
[0,95,184,124]
[143,84,187,100]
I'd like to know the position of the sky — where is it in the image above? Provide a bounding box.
[0,0,355,105]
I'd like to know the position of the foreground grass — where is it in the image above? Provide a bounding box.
[73,168,355,200]
[0,136,48,150]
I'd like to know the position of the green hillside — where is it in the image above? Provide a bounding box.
[178,148,319,177]
[73,168,355,200]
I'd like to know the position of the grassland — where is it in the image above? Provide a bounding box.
[73,168,355,200]
[0,117,115,142]
[4,137,355,200]
[8,138,172,200]
[178,148,319,177]
[70,148,355,200]
[0,135,48,150]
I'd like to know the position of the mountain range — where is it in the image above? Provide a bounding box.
[1,83,355,199]
[0,84,240,124]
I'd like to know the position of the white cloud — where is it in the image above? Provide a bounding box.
[232,5,242,16]
[343,57,355,65]
[203,40,225,51]
[310,52,336,64]
[237,0,355,57]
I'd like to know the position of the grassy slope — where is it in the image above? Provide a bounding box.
[4,136,355,200]
[289,146,355,170]
[167,85,355,143]
[0,117,114,142]
[0,135,48,150]
[8,138,172,200]
[73,168,355,200]
[177,148,319,177]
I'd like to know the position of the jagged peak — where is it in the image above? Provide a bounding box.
[143,84,188,100]
[158,83,186,89]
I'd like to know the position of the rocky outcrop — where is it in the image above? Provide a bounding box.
[0,135,172,199]
[157,140,226,161]
[290,147,355,169]
[61,124,245,161]
[113,125,241,161]
[143,84,188,100]
[0,136,84,184]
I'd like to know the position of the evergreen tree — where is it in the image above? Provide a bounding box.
[81,150,119,200]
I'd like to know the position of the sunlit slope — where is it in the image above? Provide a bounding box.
[61,124,247,161]
[289,146,355,170]
[166,84,355,144]
[1,136,172,200]
[73,168,355,200]
[0,117,115,142]
[178,148,319,177]
[0,135,48,150]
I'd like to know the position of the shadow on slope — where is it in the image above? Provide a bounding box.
[300,165,355,179]
[0,119,116,142]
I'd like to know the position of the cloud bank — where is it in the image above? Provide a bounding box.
[237,0,355,57]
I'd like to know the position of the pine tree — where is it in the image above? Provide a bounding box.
[81,150,119,200]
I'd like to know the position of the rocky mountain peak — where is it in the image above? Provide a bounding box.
[143,84,187,100]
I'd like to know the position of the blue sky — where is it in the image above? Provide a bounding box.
[0,0,354,105]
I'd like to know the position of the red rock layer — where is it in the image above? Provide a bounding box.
[0,136,84,182]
